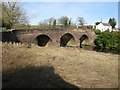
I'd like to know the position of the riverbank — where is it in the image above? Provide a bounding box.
[2,43,118,88]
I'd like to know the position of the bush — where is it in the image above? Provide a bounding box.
[95,29,101,35]
[94,30,119,51]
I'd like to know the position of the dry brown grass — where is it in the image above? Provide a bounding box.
[1,42,118,88]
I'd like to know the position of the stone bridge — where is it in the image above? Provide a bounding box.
[1,29,96,47]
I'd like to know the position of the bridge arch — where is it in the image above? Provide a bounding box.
[60,33,75,47]
[33,34,52,47]
[79,34,88,48]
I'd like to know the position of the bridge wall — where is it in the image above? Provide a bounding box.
[1,31,20,43]
[1,29,96,47]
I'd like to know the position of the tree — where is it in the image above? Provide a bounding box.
[94,31,118,52]
[108,18,116,29]
[58,16,69,28]
[77,17,86,28]
[1,2,29,29]
[53,19,56,26]
[47,17,56,26]
[68,18,71,27]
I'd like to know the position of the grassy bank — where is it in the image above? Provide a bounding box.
[2,42,118,88]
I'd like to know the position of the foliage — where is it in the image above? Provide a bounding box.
[94,30,119,51]
[12,24,30,29]
[108,18,116,29]
[1,2,29,29]
[95,29,101,35]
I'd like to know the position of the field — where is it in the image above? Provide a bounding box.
[1,42,118,88]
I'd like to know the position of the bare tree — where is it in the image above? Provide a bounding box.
[58,16,69,28]
[47,17,56,26]
[77,17,86,28]
[1,1,29,29]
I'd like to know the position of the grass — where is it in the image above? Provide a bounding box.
[2,42,118,88]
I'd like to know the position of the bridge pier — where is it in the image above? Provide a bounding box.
[48,41,60,48]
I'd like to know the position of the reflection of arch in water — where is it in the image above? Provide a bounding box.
[79,34,88,48]
[34,34,52,47]
[60,33,75,47]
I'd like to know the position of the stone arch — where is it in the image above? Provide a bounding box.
[79,34,88,48]
[60,33,75,47]
[34,34,52,47]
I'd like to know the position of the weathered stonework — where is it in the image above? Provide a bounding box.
[1,29,96,47]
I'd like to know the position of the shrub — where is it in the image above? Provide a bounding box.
[95,29,101,35]
[94,30,119,51]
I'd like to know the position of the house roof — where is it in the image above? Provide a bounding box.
[101,23,111,26]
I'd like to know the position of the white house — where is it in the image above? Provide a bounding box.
[96,22,112,32]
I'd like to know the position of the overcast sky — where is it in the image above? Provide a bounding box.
[21,2,118,27]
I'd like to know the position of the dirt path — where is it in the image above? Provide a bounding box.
[2,43,118,88]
